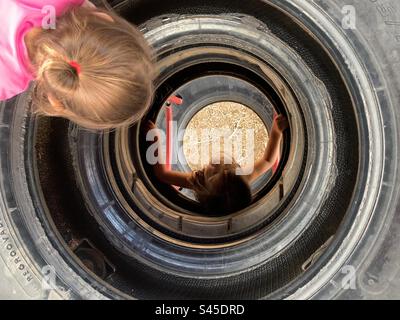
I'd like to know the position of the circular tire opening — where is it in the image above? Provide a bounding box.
[183,101,269,172]
[33,6,357,298]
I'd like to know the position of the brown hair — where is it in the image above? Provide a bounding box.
[191,164,252,215]
[31,6,155,130]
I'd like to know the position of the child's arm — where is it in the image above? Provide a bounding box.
[244,115,288,183]
[145,121,194,189]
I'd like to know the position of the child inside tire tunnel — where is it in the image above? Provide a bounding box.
[144,114,289,215]
[0,0,155,130]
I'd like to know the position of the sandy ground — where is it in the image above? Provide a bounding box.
[183,102,269,171]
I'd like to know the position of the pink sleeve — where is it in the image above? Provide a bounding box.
[16,0,85,15]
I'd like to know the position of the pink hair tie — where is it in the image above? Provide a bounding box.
[68,60,81,75]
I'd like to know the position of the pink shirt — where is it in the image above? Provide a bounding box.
[0,0,84,101]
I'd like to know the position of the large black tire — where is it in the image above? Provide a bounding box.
[0,0,399,299]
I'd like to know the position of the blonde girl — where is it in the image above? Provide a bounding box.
[1,1,154,130]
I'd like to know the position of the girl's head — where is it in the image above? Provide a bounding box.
[192,162,252,215]
[32,6,154,130]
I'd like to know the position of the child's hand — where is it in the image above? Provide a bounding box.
[272,115,289,134]
[144,120,161,142]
